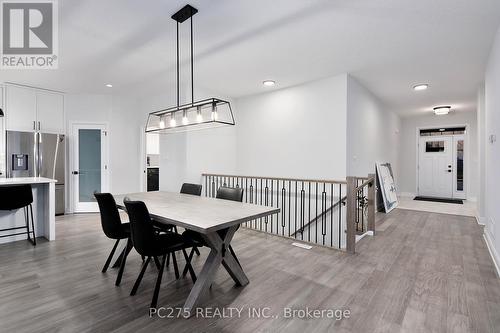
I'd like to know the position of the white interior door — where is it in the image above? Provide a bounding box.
[418,136,453,198]
[72,124,108,212]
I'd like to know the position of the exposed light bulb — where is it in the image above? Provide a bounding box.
[196,106,203,123]
[211,103,218,121]
[182,110,189,125]
[170,113,177,127]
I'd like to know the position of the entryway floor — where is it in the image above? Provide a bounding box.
[397,196,477,217]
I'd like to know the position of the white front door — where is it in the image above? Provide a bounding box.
[418,136,453,198]
[72,124,108,212]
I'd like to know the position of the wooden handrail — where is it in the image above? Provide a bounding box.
[356,177,375,191]
[202,173,347,185]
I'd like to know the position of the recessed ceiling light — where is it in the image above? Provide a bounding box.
[105,84,113,88]
[433,106,451,115]
[263,80,276,87]
[413,84,428,91]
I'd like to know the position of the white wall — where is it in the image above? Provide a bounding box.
[483,25,500,270]
[234,75,348,179]
[346,75,401,180]
[477,84,486,219]
[398,111,478,199]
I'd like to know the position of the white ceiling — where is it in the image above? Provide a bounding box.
[1,0,500,117]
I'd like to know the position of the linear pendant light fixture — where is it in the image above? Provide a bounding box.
[146,4,235,134]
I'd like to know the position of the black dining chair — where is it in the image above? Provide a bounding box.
[0,185,36,246]
[124,200,196,308]
[180,183,202,196]
[182,186,243,277]
[95,192,137,286]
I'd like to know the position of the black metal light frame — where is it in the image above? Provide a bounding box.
[146,4,235,134]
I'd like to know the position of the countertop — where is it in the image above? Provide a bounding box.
[0,177,58,186]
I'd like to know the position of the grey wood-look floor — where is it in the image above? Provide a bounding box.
[0,209,499,333]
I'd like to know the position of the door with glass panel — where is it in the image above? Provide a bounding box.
[418,136,453,198]
[72,124,108,212]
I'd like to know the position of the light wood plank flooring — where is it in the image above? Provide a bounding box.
[0,209,498,332]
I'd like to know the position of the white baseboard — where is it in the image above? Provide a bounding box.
[476,216,487,226]
[355,230,374,242]
[483,231,500,278]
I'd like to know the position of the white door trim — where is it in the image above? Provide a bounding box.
[139,126,147,192]
[69,122,109,213]
[415,124,469,199]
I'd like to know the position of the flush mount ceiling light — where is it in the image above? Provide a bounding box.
[433,106,451,115]
[105,84,113,88]
[146,4,235,134]
[413,84,428,91]
[263,80,276,87]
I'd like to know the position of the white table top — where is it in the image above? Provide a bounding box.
[0,177,57,186]
[114,191,280,234]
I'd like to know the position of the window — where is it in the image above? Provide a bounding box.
[425,141,445,152]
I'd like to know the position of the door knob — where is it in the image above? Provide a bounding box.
[72,171,79,175]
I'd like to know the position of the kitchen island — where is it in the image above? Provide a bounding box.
[0,177,57,244]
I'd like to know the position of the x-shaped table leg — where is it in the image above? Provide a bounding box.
[182,224,248,317]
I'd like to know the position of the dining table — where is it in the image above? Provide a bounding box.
[114,191,280,316]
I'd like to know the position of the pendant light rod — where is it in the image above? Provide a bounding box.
[176,21,180,108]
[172,4,198,108]
[191,15,194,105]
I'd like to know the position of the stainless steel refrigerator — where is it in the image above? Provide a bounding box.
[6,131,65,215]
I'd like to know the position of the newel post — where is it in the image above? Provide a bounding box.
[346,176,357,254]
[367,173,376,235]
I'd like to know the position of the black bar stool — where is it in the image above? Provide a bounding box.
[0,184,36,246]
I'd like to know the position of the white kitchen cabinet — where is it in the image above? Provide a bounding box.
[36,91,64,134]
[5,85,37,132]
[146,133,160,155]
[4,85,64,134]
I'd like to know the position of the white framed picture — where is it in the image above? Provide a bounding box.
[376,162,398,213]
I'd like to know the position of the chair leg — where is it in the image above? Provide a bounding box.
[182,247,196,277]
[130,256,151,296]
[166,252,170,267]
[151,254,167,309]
[194,246,200,256]
[153,256,161,270]
[112,239,133,268]
[115,238,132,286]
[29,204,36,246]
[102,239,120,273]
[181,248,197,283]
[24,207,31,242]
[171,251,179,279]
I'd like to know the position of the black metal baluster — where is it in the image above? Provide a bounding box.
[270,179,274,234]
[260,179,263,230]
[288,180,291,237]
[315,182,318,244]
[330,183,334,247]
[281,182,286,236]
[322,183,327,246]
[294,181,298,239]
[265,179,269,232]
[338,184,342,249]
[300,182,305,240]
[308,182,311,242]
